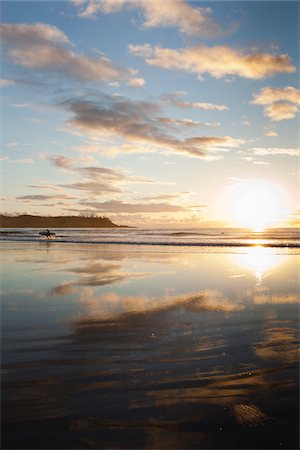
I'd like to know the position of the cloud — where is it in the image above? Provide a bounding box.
[127,77,145,87]
[264,129,278,137]
[252,86,300,121]
[0,22,70,44]
[8,158,34,164]
[162,92,228,111]
[48,154,76,168]
[73,0,228,38]
[50,282,76,296]
[27,184,64,192]
[6,142,19,148]
[17,193,75,202]
[252,147,300,156]
[0,22,144,86]
[76,141,153,157]
[252,86,300,105]
[0,78,15,86]
[61,180,122,196]
[61,94,243,159]
[57,162,164,198]
[174,101,228,111]
[157,117,220,128]
[128,44,295,80]
[263,102,298,121]
[1,157,33,164]
[137,193,189,202]
[79,200,188,213]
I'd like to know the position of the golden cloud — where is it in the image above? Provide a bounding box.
[129,44,295,79]
[74,0,227,38]
[252,86,300,121]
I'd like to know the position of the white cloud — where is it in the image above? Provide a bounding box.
[129,44,295,80]
[252,147,300,156]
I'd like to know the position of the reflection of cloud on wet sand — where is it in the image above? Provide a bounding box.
[74,289,244,322]
[139,366,294,410]
[254,327,299,363]
[49,258,157,294]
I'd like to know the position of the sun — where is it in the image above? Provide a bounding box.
[225,180,290,231]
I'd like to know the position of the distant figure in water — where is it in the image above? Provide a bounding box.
[46,229,51,239]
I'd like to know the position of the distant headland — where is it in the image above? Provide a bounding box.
[0,214,123,228]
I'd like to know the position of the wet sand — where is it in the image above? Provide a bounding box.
[1,242,299,449]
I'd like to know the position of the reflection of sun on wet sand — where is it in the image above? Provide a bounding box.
[232,404,269,426]
[230,246,288,281]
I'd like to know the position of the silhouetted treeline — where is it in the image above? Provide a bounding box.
[0,214,121,228]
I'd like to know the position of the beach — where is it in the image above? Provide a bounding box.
[1,235,299,449]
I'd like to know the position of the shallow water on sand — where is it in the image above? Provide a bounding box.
[1,242,299,449]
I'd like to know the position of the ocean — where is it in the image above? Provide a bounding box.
[1,226,299,248]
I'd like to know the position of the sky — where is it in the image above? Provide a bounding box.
[1,0,299,228]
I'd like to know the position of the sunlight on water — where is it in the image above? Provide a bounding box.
[230,246,288,282]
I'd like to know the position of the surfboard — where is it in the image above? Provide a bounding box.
[39,232,56,236]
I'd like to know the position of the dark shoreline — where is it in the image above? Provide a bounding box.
[0,214,127,228]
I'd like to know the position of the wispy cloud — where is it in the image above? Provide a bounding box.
[9,158,34,164]
[157,117,220,128]
[60,94,243,159]
[252,147,300,156]
[27,184,64,192]
[17,193,75,202]
[1,156,33,164]
[47,159,167,198]
[61,180,122,196]
[73,0,229,38]
[174,101,228,111]
[0,22,144,86]
[163,92,228,111]
[264,129,278,137]
[129,43,295,80]
[79,199,188,213]
[0,78,15,86]
[252,86,300,121]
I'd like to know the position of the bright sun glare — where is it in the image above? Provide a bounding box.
[226,180,290,231]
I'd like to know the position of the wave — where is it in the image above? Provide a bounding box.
[0,227,299,249]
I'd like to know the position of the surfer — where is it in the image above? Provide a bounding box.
[39,229,55,238]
